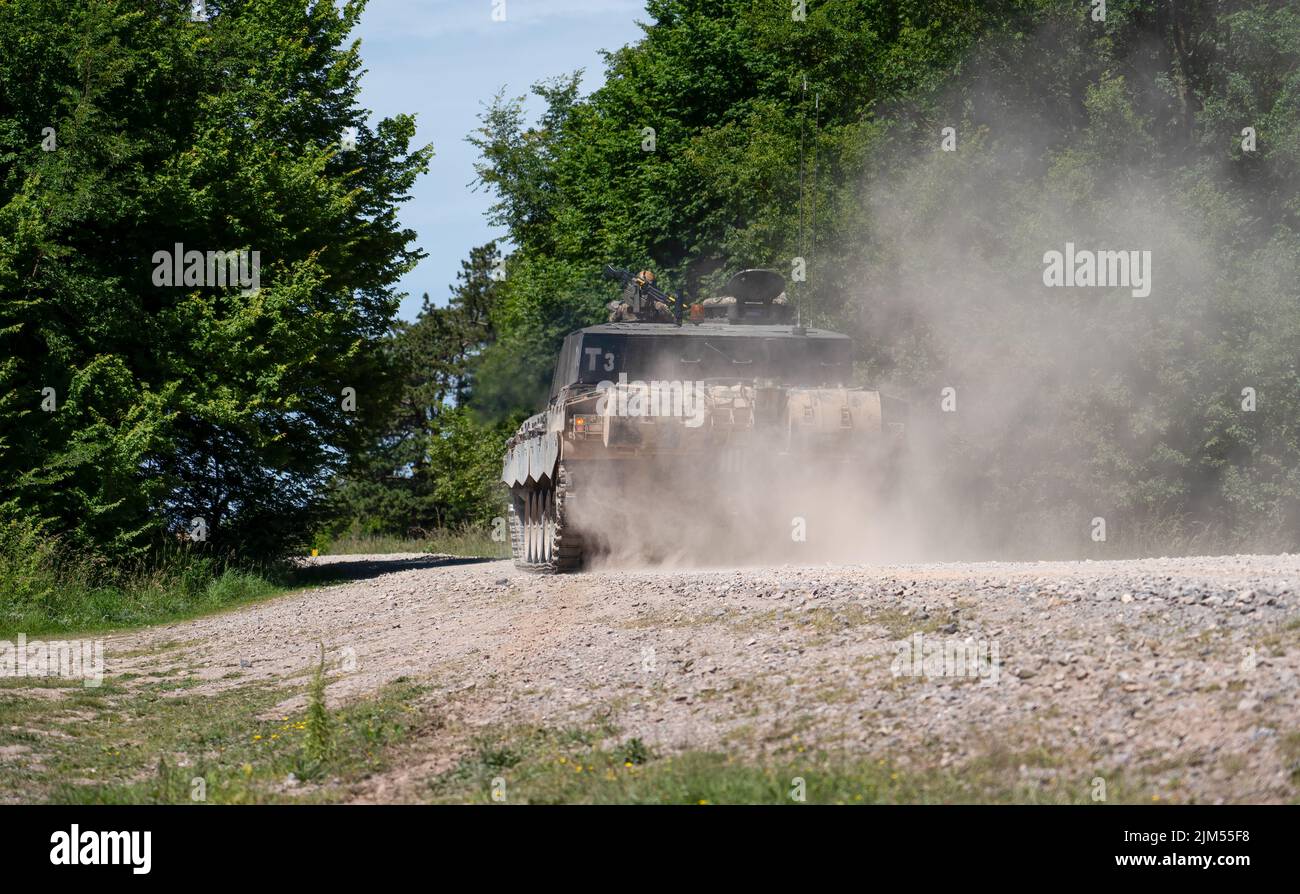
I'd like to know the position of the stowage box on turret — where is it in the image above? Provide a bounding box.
[501,267,905,572]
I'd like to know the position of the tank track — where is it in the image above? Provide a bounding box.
[509,462,584,573]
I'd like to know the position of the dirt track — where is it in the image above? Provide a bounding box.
[106,552,1300,803]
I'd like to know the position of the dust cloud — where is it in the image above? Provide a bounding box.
[571,31,1296,568]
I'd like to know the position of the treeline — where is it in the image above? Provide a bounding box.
[317,244,517,545]
[443,0,1300,555]
[335,0,1042,540]
[4,0,1299,626]
[0,0,432,625]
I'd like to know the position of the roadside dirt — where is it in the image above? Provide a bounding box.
[100,552,1300,803]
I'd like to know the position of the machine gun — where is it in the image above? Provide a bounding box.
[603,265,685,324]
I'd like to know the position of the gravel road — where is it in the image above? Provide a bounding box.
[108,552,1300,803]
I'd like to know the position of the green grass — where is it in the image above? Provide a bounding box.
[1280,731,1300,788]
[0,515,427,637]
[0,671,429,804]
[428,724,1146,805]
[0,513,505,639]
[0,558,291,640]
[0,515,319,637]
[0,553,361,639]
[318,528,508,559]
[0,666,1173,805]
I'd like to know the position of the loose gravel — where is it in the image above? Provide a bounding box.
[103,552,1300,803]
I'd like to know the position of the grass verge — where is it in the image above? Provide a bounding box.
[429,724,1148,805]
[0,669,1175,805]
[0,549,374,639]
[317,528,508,559]
[1,512,503,638]
[0,672,428,804]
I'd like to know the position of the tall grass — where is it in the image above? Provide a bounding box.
[0,514,506,639]
[318,527,508,559]
[302,645,335,772]
[0,517,287,637]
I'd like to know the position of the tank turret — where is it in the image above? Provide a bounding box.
[698,269,792,323]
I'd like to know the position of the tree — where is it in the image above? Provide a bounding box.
[324,242,511,537]
[0,0,433,561]
[463,0,1300,552]
[465,0,1034,424]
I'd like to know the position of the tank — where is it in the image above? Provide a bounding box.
[501,267,905,572]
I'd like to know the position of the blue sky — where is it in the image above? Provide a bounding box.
[351,0,648,320]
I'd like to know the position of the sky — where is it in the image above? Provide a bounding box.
[351,0,648,320]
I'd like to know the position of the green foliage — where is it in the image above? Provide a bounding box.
[318,528,508,559]
[303,644,334,769]
[467,0,1029,363]
[321,243,516,542]
[473,254,606,416]
[0,0,432,563]
[466,0,1300,552]
[429,723,1141,805]
[0,511,61,622]
[0,510,287,635]
[3,673,427,803]
[421,408,515,529]
[6,0,1298,569]
[841,0,1300,550]
[615,737,653,766]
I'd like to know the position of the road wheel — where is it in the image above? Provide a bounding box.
[543,488,555,564]
[528,489,539,563]
[512,465,585,574]
[508,490,524,560]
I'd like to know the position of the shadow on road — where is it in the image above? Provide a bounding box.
[290,554,500,587]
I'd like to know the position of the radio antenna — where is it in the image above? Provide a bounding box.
[797,75,808,327]
[810,89,820,258]
[798,75,807,263]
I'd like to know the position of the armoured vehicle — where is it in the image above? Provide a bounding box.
[501,266,904,572]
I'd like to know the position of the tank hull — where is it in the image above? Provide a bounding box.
[503,369,904,571]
